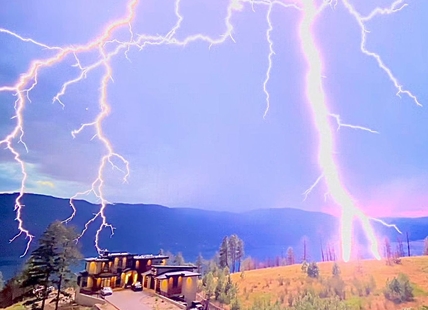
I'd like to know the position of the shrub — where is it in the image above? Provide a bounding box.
[230,297,242,310]
[328,276,346,299]
[307,262,319,278]
[332,262,340,277]
[301,261,308,274]
[292,292,349,310]
[383,273,413,303]
[364,276,376,296]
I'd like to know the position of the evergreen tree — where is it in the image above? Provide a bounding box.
[235,238,245,272]
[406,232,411,256]
[301,260,308,273]
[0,271,4,292]
[332,262,340,277]
[302,237,308,262]
[286,247,295,265]
[22,221,82,310]
[195,253,204,274]
[219,236,229,268]
[396,237,405,258]
[229,235,238,272]
[173,252,185,266]
[424,237,428,255]
[307,262,319,278]
[207,257,219,276]
[165,251,175,265]
[202,272,216,301]
[215,271,226,301]
[384,273,413,303]
[384,237,392,264]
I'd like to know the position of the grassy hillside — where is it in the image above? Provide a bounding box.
[231,256,428,309]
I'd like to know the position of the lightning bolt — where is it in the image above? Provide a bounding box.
[299,0,419,262]
[343,0,421,107]
[0,0,420,260]
[0,0,139,254]
[299,0,385,262]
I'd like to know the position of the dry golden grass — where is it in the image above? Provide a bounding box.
[231,256,428,310]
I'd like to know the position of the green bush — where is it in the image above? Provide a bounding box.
[329,276,346,299]
[301,261,308,274]
[332,263,340,277]
[307,262,319,278]
[383,273,413,303]
[292,292,349,310]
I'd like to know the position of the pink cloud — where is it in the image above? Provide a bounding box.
[361,177,428,218]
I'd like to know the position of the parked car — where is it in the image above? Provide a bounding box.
[131,282,142,291]
[189,301,204,310]
[100,287,113,296]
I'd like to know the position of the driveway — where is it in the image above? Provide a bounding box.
[105,289,182,310]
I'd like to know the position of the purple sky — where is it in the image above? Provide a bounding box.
[0,0,427,218]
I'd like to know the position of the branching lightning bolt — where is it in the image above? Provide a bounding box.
[0,0,421,259]
[343,0,421,107]
[263,4,275,119]
[329,114,379,134]
[299,0,420,262]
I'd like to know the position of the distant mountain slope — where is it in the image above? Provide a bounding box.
[0,193,426,280]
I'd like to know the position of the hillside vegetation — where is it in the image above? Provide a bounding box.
[231,256,428,309]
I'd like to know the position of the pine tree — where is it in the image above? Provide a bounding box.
[165,251,175,265]
[302,237,308,262]
[219,236,229,268]
[424,237,428,255]
[396,237,405,258]
[215,271,226,301]
[203,272,216,301]
[22,221,82,310]
[384,237,392,264]
[307,262,319,278]
[195,253,204,274]
[286,247,295,265]
[0,271,4,292]
[320,240,325,262]
[332,262,340,277]
[174,252,185,266]
[406,232,411,256]
[235,238,244,272]
[228,235,238,272]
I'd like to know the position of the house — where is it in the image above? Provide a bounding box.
[77,251,200,303]
[77,251,168,294]
[144,265,200,303]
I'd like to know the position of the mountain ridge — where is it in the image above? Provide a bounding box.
[1,193,427,280]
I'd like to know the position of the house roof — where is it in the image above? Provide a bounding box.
[141,270,153,276]
[133,254,169,260]
[83,252,169,261]
[85,257,109,262]
[155,271,200,280]
[152,265,196,269]
[108,252,136,257]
